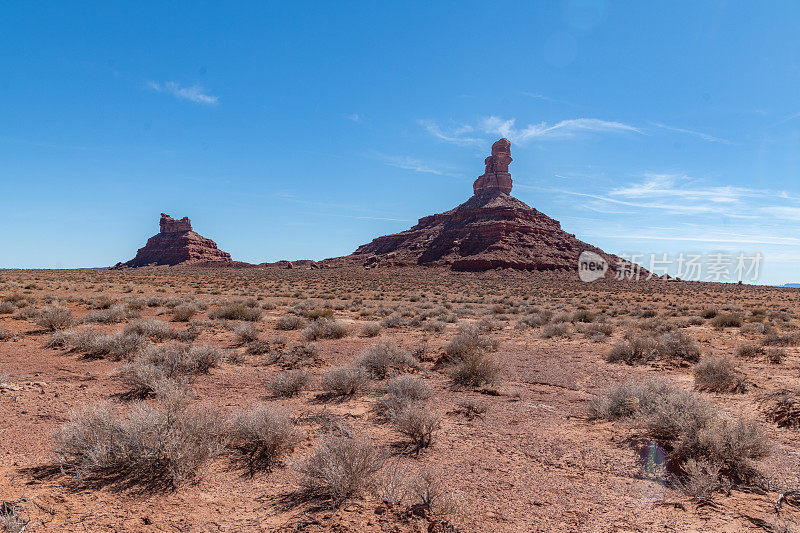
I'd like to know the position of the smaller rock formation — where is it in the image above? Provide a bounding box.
[119,213,232,268]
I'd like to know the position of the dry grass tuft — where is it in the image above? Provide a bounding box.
[268,370,310,398]
[35,306,73,331]
[450,352,499,387]
[606,330,700,365]
[208,303,262,322]
[762,390,800,428]
[302,319,349,341]
[393,406,441,451]
[228,404,300,473]
[693,357,747,393]
[53,393,222,492]
[356,340,418,379]
[590,379,769,492]
[321,367,369,397]
[296,435,382,507]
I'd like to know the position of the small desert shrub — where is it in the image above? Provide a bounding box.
[693,357,747,393]
[172,304,197,322]
[638,317,677,333]
[590,379,769,488]
[0,501,28,533]
[701,308,719,319]
[711,313,743,329]
[114,358,186,399]
[356,340,418,379]
[360,322,382,338]
[124,318,175,341]
[188,345,226,373]
[762,332,800,347]
[766,347,786,364]
[228,404,300,473]
[81,305,136,324]
[551,312,571,324]
[674,459,725,500]
[422,320,446,333]
[123,297,146,311]
[540,323,570,339]
[0,301,15,314]
[450,352,499,387]
[477,316,503,332]
[442,324,497,362]
[0,327,15,341]
[375,375,432,420]
[35,306,73,331]
[89,296,115,309]
[302,319,349,341]
[376,465,464,517]
[685,316,705,326]
[52,328,147,360]
[297,435,382,507]
[115,343,223,398]
[380,312,404,329]
[269,370,310,398]
[246,340,271,355]
[606,330,700,365]
[271,343,322,368]
[303,308,335,320]
[735,344,765,358]
[572,309,596,323]
[321,367,368,397]
[275,315,306,331]
[516,310,552,328]
[234,323,259,344]
[577,322,614,340]
[393,406,440,450]
[90,331,148,360]
[589,378,696,421]
[456,398,488,420]
[740,323,766,335]
[209,304,262,322]
[762,390,800,428]
[53,395,222,491]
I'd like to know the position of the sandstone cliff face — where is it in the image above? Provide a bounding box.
[352,139,621,272]
[119,213,232,268]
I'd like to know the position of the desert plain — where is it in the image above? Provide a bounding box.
[0,266,799,532]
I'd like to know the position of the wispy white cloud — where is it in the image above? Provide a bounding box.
[609,173,758,204]
[520,92,572,105]
[147,81,218,105]
[481,116,642,144]
[649,121,733,144]
[550,187,759,218]
[371,153,460,177]
[417,120,481,146]
[762,206,800,221]
[346,113,362,122]
[421,117,640,145]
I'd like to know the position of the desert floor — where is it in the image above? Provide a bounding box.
[1,267,799,532]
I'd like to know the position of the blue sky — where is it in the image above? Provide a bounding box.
[2,1,800,284]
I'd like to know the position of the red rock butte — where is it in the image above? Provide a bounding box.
[351,138,623,272]
[118,213,232,268]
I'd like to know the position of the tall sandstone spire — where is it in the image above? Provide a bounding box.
[352,138,624,272]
